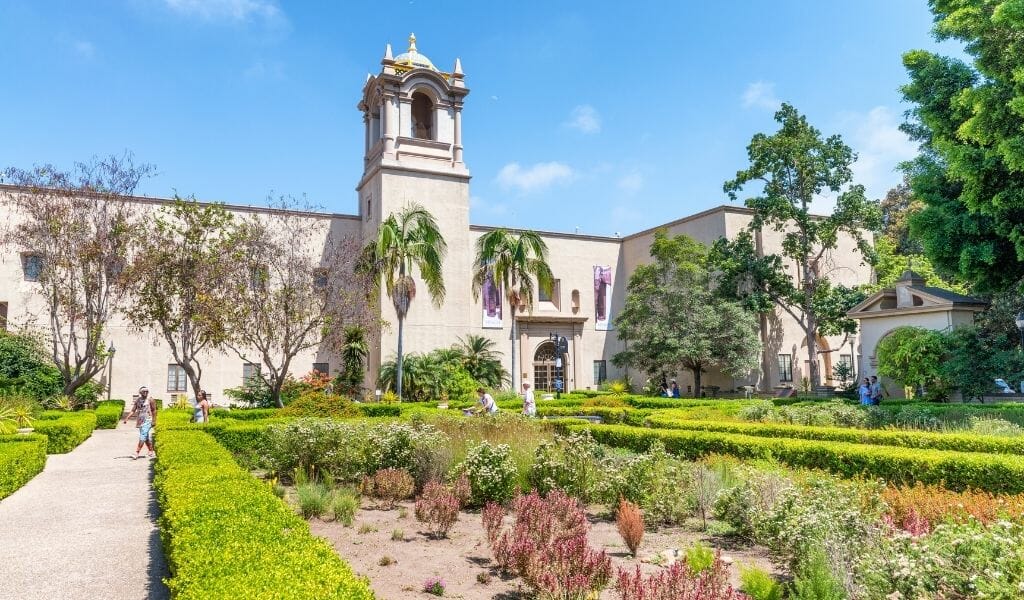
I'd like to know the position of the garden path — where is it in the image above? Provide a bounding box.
[0,422,168,600]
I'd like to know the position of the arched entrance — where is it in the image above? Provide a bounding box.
[532,341,564,392]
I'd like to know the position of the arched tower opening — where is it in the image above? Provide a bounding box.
[411,92,434,140]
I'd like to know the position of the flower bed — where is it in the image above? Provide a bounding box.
[33,411,97,453]
[153,429,374,599]
[0,434,47,500]
[560,422,1024,493]
[95,400,125,429]
[645,416,1024,455]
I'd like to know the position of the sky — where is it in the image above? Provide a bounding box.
[0,1,965,237]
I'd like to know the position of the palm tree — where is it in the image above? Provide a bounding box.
[336,325,368,397]
[363,204,447,400]
[457,334,507,388]
[472,229,554,391]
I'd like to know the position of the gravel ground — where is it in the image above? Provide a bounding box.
[0,423,168,600]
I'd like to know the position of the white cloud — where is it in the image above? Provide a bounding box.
[617,171,644,195]
[162,0,285,25]
[844,106,917,200]
[496,162,575,192]
[742,81,780,111]
[564,104,601,134]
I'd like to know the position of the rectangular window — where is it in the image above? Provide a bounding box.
[839,354,853,369]
[312,362,330,376]
[777,354,793,383]
[0,302,6,331]
[242,362,261,385]
[593,360,607,386]
[167,364,187,392]
[539,279,560,308]
[22,254,43,281]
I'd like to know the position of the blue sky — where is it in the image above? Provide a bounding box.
[0,1,962,236]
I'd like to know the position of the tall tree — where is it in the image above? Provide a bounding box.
[472,229,554,392]
[225,198,372,408]
[613,231,760,395]
[123,197,238,399]
[456,334,508,389]
[715,103,880,388]
[1,155,153,397]
[900,1,1024,294]
[362,204,446,400]
[335,325,369,399]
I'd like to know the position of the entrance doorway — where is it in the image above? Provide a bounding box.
[532,342,559,392]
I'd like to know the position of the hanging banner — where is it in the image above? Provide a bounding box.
[482,268,503,328]
[594,265,612,330]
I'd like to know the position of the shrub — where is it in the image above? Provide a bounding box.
[0,331,62,399]
[263,419,370,482]
[391,529,403,541]
[738,566,782,600]
[153,430,374,599]
[615,550,749,600]
[422,577,446,596]
[0,434,47,499]
[279,391,360,418]
[415,480,460,538]
[33,411,96,453]
[685,542,715,575]
[529,430,605,503]
[95,400,124,429]
[296,480,331,518]
[360,468,414,509]
[482,501,506,546]
[452,471,472,507]
[369,422,445,477]
[616,499,644,557]
[378,555,395,566]
[787,546,846,600]
[876,326,949,399]
[881,481,1024,527]
[331,489,359,526]
[487,489,611,597]
[457,441,517,506]
[599,441,690,526]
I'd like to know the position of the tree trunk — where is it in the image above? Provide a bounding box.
[396,315,405,400]
[693,366,702,399]
[273,378,285,409]
[804,314,820,389]
[510,307,518,392]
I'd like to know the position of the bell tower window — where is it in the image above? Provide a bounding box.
[411,92,434,140]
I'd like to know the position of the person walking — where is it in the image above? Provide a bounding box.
[123,386,157,459]
[869,376,886,406]
[193,390,210,424]
[858,378,872,406]
[476,387,498,415]
[521,382,536,417]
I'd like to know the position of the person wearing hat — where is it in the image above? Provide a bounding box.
[124,386,157,459]
[521,382,536,417]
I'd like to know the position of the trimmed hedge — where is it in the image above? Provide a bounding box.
[644,416,1024,456]
[210,408,279,421]
[357,403,402,418]
[95,400,125,429]
[153,430,374,599]
[0,434,47,500]
[33,411,97,453]
[558,422,1024,494]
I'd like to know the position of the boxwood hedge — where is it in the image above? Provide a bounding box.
[0,434,47,499]
[644,416,1024,455]
[33,411,97,453]
[95,400,125,429]
[558,422,1024,494]
[153,429,374,599]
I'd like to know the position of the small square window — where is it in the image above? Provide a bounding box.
[22,254,43,281]
[167,364,187,392]
[242,363,261,385]
[312,362,330,376]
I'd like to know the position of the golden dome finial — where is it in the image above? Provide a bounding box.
[408,33,418,54]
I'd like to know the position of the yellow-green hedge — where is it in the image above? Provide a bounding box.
[153,429,374,599]
[33,411,97,453]
[558,422,1024,494]
[0,434,47,499]
[95,400,125,429]
[644,416,1024,455]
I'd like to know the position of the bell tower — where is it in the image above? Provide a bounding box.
[356,34,472,381]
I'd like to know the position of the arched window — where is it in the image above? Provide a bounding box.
[533,342,556,392]
[411,92,434,140]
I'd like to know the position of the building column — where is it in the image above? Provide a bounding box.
[383,94,397,155]
[363,113,371,159]
[453,106,464,163]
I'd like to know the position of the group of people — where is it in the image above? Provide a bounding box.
[658,380,681,398]
[858,376,887,406]
[473,382,537,417]
[122,386,212,460]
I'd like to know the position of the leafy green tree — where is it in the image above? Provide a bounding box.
[456,334,507,389]
[471,229,554,391]
[0,330,62,399]
[876,326,949,399]
[335,325,369,398]
[362,204,447,400]
[941,326,1024,401]
[868,236,970,295]
[900,2,1024,293]
[613,231,760,395]
[378,349,476,403]
[714,103,881,388]
[123,197,239,399]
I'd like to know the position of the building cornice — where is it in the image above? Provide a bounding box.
[468,224,620,243]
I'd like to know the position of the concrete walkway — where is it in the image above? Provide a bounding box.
[0,422,169,600]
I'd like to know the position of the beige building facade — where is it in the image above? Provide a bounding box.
[0,37,875,403]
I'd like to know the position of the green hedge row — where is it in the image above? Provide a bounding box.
[153,430,374,599]
[95,400,125,429]
[210,408,278,421]
[644,416,1024,456]
[558,422,1024,494]
[33,411,97,453]
[0,434,47,500]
